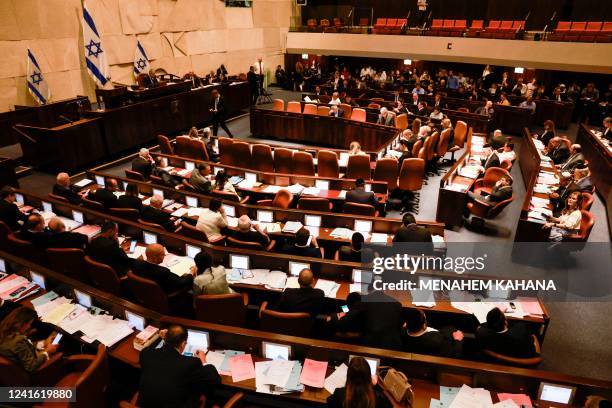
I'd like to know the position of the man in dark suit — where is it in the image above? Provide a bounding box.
[476,307,538,358]
[558,144,585,172]
[469,176,513,204]
[376,107,395,127]
[141,195,177,232]
[45,217,87,249]
[550,165,593,214]
[230,215,270,248]
[132,148,156,180]
[281,228,322,258]
[132,244,193,294]
[52,173,83,204]
[548,138,571,164]
[338,232,374,263]
[482,148,501,170]
[416,101,428,117]
[402,308,463,357]
[346,178,378,208]
[88,178,118,209]
[209,89,234,138]
[139,324,221,408]
[87,221,133,277]
[0,187,27,231]
[15,214,49,248]
[328,105,344,118]
[392,214,434,254]
[275,269,324,317]
[141,69,158,88]
[490,129,508,150]
[603,117,612,141]
[247,66,259,105]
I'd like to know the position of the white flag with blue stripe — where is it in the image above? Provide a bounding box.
[82,2,110,87]
[133,40,150,77]
[26,49,50,105]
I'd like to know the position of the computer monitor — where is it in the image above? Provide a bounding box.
[365,183,372,192]
[262,342,291,360]
[125,311,145,331]
[15,193,24,205]
[304,215,321,227]
[184,330,210,356]
[186,196,198,208]
[213,167,223,175]
[487,287,511,300]
[257,210,273,223]
[152,188,164,199]
[42,201,53,213]
[72,210,84,224]
[245,172,257,184]
[222,204,236,217]
[0,259,5,273]
[289,262,310,276]
[230,254,249,270]
[537,383,576,405]
[143,231,157,245]
[185,161,195,171]
[30,271,45,289]
[74,289,92,308]
[315,180,330,190]
[186,244,200,259]
[352,269,373,284]
[349,355,380,377]
[354,220,372,233]
[95,176,105,187]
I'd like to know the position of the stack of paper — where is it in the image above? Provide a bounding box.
[330,228,352,239]
[314,279,339,298]
[0,275,39,301]
[287,184,305,194]
[256,359,304,394]
[187,208,203,217]
[324,363,348,394]
[73,225,102,239]
[301,187,320,196]
[496,393,532,407]
[263,271,288,290]
[446,183,469,192]
[300,359,328,388]
[263,223,281,233]
[530,196,550,208]
[176,168,191,177]
[262,185,282,194]
[448,384,493,408]
[533,184,552,194]
[229,354,256,383]
[73,178,93,188]
[127,246,146,259]
[238,179,256,189]
[57,216,82,231]
[171,207,189,217]
[338,190,347,199]
[284,276,300,290]
[369,233,388,243]
[458,165,481,179]
[283,221,303,233]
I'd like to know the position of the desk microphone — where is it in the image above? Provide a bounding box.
[59,115,74,124]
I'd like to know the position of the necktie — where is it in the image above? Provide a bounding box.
[215,98,218,110]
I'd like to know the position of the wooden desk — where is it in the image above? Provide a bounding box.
[0,157,18,189]
[250,107,399,151]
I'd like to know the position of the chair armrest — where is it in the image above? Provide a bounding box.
[258,301,269,318]
[256,199,273,206]
[208,234,226,245]
[472,178,485,191]
[239,195,250,204]
[64,354,95,373]
[319,246,325,258]
[265,240,276,251]
[467,200,492,218]
[562,233,583,242]
[242,293,249,307]
[31,352,65,386]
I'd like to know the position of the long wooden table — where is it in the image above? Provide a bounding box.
[250,107,399,151]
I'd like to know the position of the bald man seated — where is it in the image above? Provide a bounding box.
[275,269,325,317]
[15,213,49,247]
[229,215,270,248]
[140,195,177,232]
[88,178,118,209]
[131,244,193,294]
[52,172,84,205]
[45,217,87,249]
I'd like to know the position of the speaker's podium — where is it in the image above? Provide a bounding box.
[13,96,105,171]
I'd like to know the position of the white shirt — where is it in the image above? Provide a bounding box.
[329,98,341,105]
[196,209,228,239]
[498,150,516,163]
[253,61,264,75]
[557,209,581,230]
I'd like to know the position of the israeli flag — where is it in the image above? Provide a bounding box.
[26,49,50,105]
[82,2,110,87]
[133,40,150,77]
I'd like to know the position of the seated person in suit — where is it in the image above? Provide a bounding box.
[230,215,270,248]
[132,244,193,294]
[200,127,219,162]
[348,141,367,156]
[139,324,220,408]
[536,120,556,147]
[328,105,344,118]
[141,195,178,232]
[196,199,228,240]
[45,217,87,249]
[392,214,434,255]
[402,308,464,358]
[558,144,585,172]
[550,165,593,214]
[498,142,516,163]
[0,307,59,373]
[212,170,239,198]
[338,232,374,263]
[396,139,412,168]
[343,95,358,107]
[87,221,133,277]
[490,129,507,150]
[328,91,341,105]
[475,100,494,118]
[429,106,444,120]
[480,146,501,171]
[188,164,212,194]
[416,101,429,117]
[433,93,446,110]
[603,116,612,141]
[547,137,571,164]
[275,268,324,317]
[0,187,26,231]
[15,213,49,247]
[327,356,392,408]
[116,183,143,211]
[476,307,538,358]
[468,175,513,204]
[377,107,395,127]
[192,251,232,295]
[132,148,156,180]
[141,69,158,88]
[346,178,378,208]
[88,178,118,209]
[52,172,84,204]
[281,227,322,258]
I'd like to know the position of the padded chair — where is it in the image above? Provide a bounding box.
[398,158,425,213]
[346,154,371,180]
[562,210,595,242]
[500,160,513,171]
[350,108,367,122]
[109,207,140,220]
[178,221,224,244]
[174,136,192,158]
[273,148,294,173]
[358,18,369,27]
[125,169,146,182]
[286,101,302,113]
[0,352,64,387]
[317,105,330,116]
[188,138,209,161]
[292,151,315,176]
[195,293,249,327]
[231,141,252,169]
[48,193,69,203]
[483,335,542,368]
[338,103,352,119]
[343,202,377,217]
[367,103,381,110]
[466,196,514,228]
[447,120,468,163]
[549,21,571,41]
[82,196,105,212]
[259,301,313,337]
[40,344,110,408]
[430,19,443,36]
[7,234,45,265]
[272,99,285,111]
[411,118,421,135]
[126,271,186,315]
[317,150,340,178]
[256,190,293,209]
[227,236,275,251]
[303,103,317,115]
[46,248,86,281]
[595,21,611,42]
[211,190,249,205]
[565,21,586,41]
[373,18,387,34]
[436,128,452,165]
[473,168,512,195]
[581,192,594,211]
[157,135,174,155]
[467,20,484,37]
[251,144,274,172]
[395,113,408,130]
[218,137,234,165]
[297,197,333,211]
[373,158,399,191]
[84,256,125,296]
[411,139,423,158]
[579,21,602,42]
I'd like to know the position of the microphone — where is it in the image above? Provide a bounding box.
[59,115,73,124]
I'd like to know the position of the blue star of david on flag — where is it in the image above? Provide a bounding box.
[26,49,51,105]
[85,39,103,58]
[82,2,110,87]
[133,40,151,77]
[30,72,43,85]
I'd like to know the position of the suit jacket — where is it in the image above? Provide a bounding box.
[549,144,570,164]
[141,206,175,232]
[230,230,269,247]
[346,189,378,208]
[132,157,155,180]
[417,108,428,116]
[276,287,325,317]
[46,231,87,250]
[329,108,345,118]
[402,329,462,358]
[15,229,51,248]
[377,114,395,127]
[559,153,585,172]
[392,224,434,255]
[335,291,403,350]
[604,127,612,141]
[476,323,537,358]
[247,71,259,92]
[338,246,374,263]
[212,96,227,118]
[142,75,158,89]
[281,244,322,259]
[0,334,47,372]
[189,171,212,194]
[52,184,81,205]
[87,236,133,276]
[132,259,192,294]
[0,200,26,231]
[89,188,118,209]
[139,346,220,408]
[539,130,555,147]
[483,151,501,170]
[490,134,508,150]
[489,184,513,202]
[116,195,143,211]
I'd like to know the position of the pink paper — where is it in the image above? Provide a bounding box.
[299,358,328,388]
[497,393,533,408]
[517,297,544,315]
[228,354,255,383]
